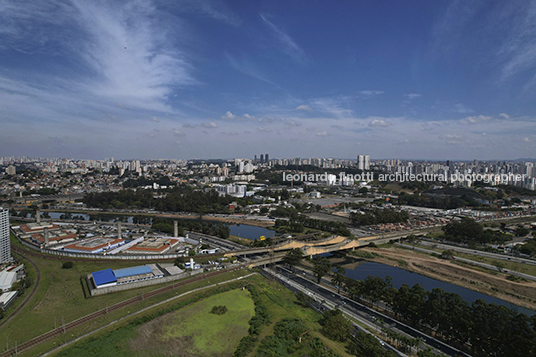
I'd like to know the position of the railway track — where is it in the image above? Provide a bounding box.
[0,265,246,357]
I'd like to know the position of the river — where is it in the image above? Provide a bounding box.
[344,261,535,316]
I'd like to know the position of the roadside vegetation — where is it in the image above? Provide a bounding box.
[50,274,356,357]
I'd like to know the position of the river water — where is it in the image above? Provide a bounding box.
[344,261,535,316]
[228,224,276,240]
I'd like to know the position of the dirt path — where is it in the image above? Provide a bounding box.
[357,246,536,311]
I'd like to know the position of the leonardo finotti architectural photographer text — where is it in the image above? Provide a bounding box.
[282,171,527,184]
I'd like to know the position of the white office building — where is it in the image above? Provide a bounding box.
[0,208,10,264]
[357,155,370,170]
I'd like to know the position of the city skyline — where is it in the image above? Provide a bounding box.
[1,1,536,160]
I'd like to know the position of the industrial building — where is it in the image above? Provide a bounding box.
[0,291,17,311]
[125,237,180,254]
[13,221,78,246]
[90,264,164,289]
[63,237,125,254]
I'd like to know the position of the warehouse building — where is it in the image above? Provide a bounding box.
[63,237,125,254]
[125,237,180,254]
[90,264,164,289]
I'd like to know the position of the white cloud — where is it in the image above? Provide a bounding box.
[404,93,422,100]
[296,105,312,111]
[257,127,271,132]
[222,111,238,120]
[201,121,218,128]
[523,137,530,142]
[316,131,328,136]
[221,131,239,135]
[151,116,160,123]
[173,129,185,136]
[368,118,392,127]
[499,113,510,120]
[459,115,492,125]
[183,123,196,128]
[453,103,473,114]
[285,120,301,127]
[360,90,384,96]
[221,111,257,121]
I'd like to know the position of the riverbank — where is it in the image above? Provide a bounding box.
[348,246,536,311]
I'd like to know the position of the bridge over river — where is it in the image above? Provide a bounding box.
[225,231,417,267]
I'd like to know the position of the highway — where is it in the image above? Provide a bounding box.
[416,240,536,266]
[273,265,471,357]
[396,243,536,282]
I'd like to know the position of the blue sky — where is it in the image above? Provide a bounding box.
[1,0,536,160]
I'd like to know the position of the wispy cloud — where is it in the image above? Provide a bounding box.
[259,13,307,63]
[360,90,384,97]
[0,0,195,116]
[296,105,312,111]
[404,93,422,100]
[224,52,280,87]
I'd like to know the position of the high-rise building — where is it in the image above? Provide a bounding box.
[0,207,10,263]
[265,153,269,163]
[357,155,370,170]
[260,154,264,163]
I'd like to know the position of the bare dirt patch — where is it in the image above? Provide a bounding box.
[360,247,536,310]
[128,313,200,357]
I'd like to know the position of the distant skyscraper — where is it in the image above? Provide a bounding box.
[260,154,264,163]
[265,153,269,163]
[0,207,10,263]
[254,155,257,164]
[357,155,369,170]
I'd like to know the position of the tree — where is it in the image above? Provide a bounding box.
[282,248,304,272]
[493,261,506,272]
[441,250,455,260]
[331,266,346,293]
[312,256,332,283]
[321,309,351,342]
[62,261,74,269]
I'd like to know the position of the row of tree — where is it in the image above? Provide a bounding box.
[442,217,510,244]
[341,275,536,356]
[84,187,236,213]
[349,208,409,226]
[275,216,351,236]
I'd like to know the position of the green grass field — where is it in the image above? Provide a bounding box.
[45,274,350,357]
[165,289,253,355]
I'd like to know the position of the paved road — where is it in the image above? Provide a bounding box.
[396,243,536,282]
[416,240,536,266]
[275,265,471,357]
[397,243,536,282]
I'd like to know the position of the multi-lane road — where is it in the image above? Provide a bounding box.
[273,265,471,357]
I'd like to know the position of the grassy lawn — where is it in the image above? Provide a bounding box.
[157,289,254,356]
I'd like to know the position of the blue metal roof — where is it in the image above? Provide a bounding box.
[92,268,117,286]
[113,265,152,278]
